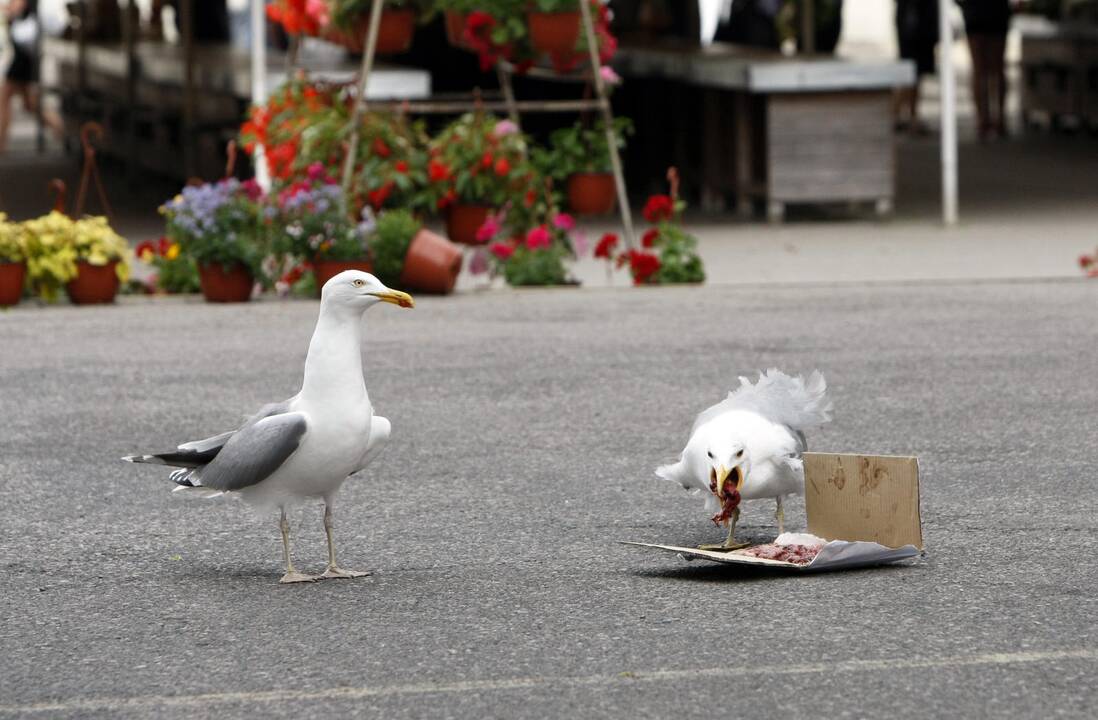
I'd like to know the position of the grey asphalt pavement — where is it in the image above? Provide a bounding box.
[1,280,1096,719]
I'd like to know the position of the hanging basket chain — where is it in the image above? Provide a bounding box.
[75,122,113,220]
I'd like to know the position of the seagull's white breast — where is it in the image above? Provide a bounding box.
[238,393,374,508]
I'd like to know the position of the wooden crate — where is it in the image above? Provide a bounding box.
[765,91,894,211]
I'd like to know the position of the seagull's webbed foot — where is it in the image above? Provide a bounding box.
[697,540,750,552]
[280,571,318,584]
[318,566,371,580]
[278,509,315,584]
[317,503,370,580]
[698,508,749,552]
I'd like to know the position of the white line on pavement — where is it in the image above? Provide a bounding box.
[4,648,1096,715]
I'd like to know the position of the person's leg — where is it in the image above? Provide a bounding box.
[988,33,1008,136]
[0,81,20,153]
[19,84,64,140]
[967,34,990,140]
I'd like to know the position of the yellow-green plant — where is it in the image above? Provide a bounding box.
[22,211,78,301]
[21,212,130,301]
[0,213,24,263]
[72,216,131,275]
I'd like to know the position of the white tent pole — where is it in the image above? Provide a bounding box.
[251,0,271,190]
[939,0,958,226]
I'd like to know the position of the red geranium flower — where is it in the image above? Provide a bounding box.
[594,233,618,259]
[394,160,409,174]
[626,249,661,285]
[524,189,537,208]
[368,181,395,210]
[525,225,552,250]
[428,160,451,183]
[494,158,511,177]
[436,189,457,210]
[489,241,515,261]
[642,194,674,223]
[372,137,391,158]
[641,228,659,248]
[156,236,171,256]
[481,151,494,168]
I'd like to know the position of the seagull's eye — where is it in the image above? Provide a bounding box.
[736,450,743,458]
[706,451,713,459]
[352,279,365,288]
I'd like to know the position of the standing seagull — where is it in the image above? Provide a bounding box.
[124,271,414,583]
[656,369,832,550]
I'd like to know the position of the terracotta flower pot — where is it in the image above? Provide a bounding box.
[0,261,26,307]
[66,260,120,305]
[444,10,471,50]
[336,9,416,54]
[313,258,374,295]
[399,228,462,295]
[527,11,581,55]
[567,172,617,215]
[446,204,492,245]
[198,262,253,303]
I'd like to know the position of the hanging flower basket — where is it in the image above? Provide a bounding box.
[198,262,254,303]
[0,261,26,306]
[66,261,120,304]
[400,228,463,295]
[566,172,616,215]
[446,204,493,246]
[527,11,581,56]
[313,258,374,293]
[331,9,417,54]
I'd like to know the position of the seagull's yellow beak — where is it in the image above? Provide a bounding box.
[713,465,731,499]
[712,465,745,499]
[372,289,415,308]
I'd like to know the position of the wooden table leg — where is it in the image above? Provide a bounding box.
[734,91,753,218]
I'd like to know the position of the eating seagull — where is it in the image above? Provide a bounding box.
[656,369,832,550]
[123,271,414,583]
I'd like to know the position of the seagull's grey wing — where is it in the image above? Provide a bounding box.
[194,412,308,492]
[124,401,295,468]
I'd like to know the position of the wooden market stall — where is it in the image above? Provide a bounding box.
[615,42,914,221]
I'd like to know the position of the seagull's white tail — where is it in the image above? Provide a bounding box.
[655,460,688,489]
[693,369,832,434]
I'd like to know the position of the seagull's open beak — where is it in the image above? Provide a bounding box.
[711,465,745,499]
[371,289,415,308]
[713,465,730,499]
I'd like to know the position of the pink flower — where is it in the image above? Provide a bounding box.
[305,0,329,26]
[552,213,575,231]
[468,247,489,275]
[476,215,501,243]
[525,225,552,250]
[599,65,622,86]
[493,120,519,137]
[306,162,326,181]
[489,242,515,261]
[571,229,589,257]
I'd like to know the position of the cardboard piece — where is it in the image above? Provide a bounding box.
[628,452,925,572]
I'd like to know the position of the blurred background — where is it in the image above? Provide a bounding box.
[1,0,1096,291]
